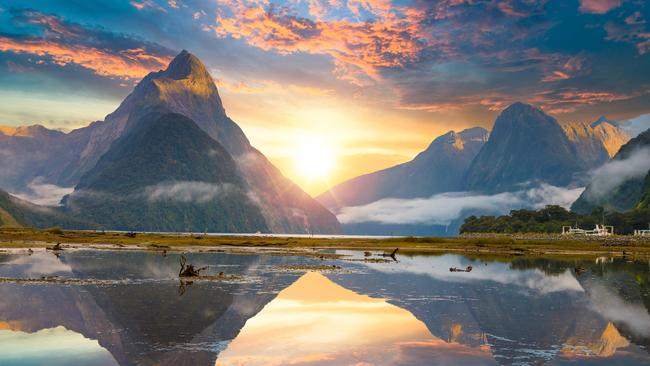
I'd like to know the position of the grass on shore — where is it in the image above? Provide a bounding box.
[1,226,650,258]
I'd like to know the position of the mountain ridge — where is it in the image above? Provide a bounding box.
[317,127,489,211]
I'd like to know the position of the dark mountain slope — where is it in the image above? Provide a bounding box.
[464,102,583,192]
[63,112,268,233]
[572,128,650,213]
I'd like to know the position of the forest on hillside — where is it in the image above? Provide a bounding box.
[460,205,650,235]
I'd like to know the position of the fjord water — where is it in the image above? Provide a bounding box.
[0,250,649,365]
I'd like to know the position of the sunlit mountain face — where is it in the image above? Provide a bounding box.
[1,0,650,195]
[1,250,649,365]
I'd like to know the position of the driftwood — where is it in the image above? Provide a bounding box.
[178,255,207,277]
[380,248,399,261]
[574,266,587,275]
[449,266,473,273]
[46,242,63,251]
[178,280,193,296]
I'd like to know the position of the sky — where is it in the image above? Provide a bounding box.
[1,0,650,195]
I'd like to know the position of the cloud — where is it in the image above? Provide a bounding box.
[144,181,236,203]
[579,0,621,14]
[337,183,584,225]
[619,113,650,137]
[211,0,429,84]
[5,251,72,276]
[604,19,650,55]
[584,147,650,200]
[353,254,584,294]
[583,281,650,337]
[0,10,173,80]
[10,178,73,206]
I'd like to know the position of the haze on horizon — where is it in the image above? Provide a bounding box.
[1,0,650,195]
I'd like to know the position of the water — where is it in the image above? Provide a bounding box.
[0,249,649,365]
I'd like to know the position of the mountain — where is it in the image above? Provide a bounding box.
[572,128,650,213]
[56,50,252,185]
[562,118,629,164]
[317,127,488,211]
[0,125,64,139]
[0,189,94,229]
[62,112,268,233]
[0,50,340,234]
[599,113,650,137]
[636,172,650,209]
[463,102,585,192]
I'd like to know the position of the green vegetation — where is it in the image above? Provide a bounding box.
[0,190,96,229]
[460,205,650,235]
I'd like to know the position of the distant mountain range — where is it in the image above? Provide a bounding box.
[319,102,636,235]
[2,51,649,235]
[0,50,339,234]
[318,127,489,211]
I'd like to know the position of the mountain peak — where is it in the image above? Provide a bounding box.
[458,127,489,142]
[162,49,211,80]
[502,101,539,115]
[591,115,619,128]
[0,124,63,138]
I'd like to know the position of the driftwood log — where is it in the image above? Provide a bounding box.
[46,242,63,251]
[380,248,399,261]
[449,266,473,272]
[574,266,587,275]
[178,255,207,277]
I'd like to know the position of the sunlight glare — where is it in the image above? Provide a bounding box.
[294,139,334,181]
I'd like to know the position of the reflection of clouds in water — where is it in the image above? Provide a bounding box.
[584,282,650,337]
[351,254,583,294]
[0,326,117,365]
[8,252,71,276]
[142,257,178,279]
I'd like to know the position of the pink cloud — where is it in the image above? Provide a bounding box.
[579,0,621,14]
[212,0,430,84]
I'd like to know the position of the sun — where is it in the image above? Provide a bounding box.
[294,139,334,181]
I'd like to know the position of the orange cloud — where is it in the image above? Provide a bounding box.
[0,37,171,79]
[0,11,172,80]
[531,89,640,113]
[216,78,333,96]
[212,0,429,84]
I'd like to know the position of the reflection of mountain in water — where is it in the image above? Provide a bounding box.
[332,255,650,365]
[0,252,650,365]
[0,251,302,366]
[216,271,496,366]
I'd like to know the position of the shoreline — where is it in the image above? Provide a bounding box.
[1,227,650,259]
